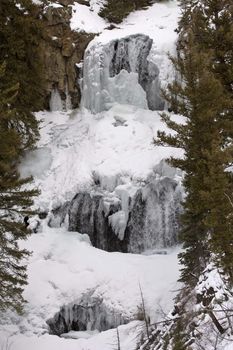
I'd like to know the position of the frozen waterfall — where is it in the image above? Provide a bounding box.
[47,34,183,254]
[49,83,72,112]
[49,89,64,111]
[81,34,164,113]
[67,168,183,253]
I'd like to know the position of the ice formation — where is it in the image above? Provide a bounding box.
[68,191,128,252]
[81,34,164,113]
[47,293,131,336]
[49,84,72,112]
[67,165,183,253]
[49,89,64,111]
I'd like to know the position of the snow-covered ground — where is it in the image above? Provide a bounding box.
[71,1,106,33]
[0,223,181,350]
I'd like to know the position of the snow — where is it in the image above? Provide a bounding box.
[225,344,233,350]
[71,2,106,33]
[88,0,179,53]
[61,330,99,339]
[0,223,181,349]
[0,321,145,350]
[192,263,233,350]
[19,105,183,209]
[44,3,63,9]
[31,0,43,5]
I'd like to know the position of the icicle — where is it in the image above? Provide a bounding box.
[49,89,64,111]
[65,81,72,111]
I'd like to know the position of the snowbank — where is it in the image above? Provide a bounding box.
[0,224,180,349]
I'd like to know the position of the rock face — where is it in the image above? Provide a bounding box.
[39,2,94,109]
[67,171,183,253]
[47,293,131,336]
[81,34,164,113]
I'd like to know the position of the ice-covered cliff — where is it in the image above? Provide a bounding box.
[66,1,182,251]
[67,167,183,253]
[81,34,164,113]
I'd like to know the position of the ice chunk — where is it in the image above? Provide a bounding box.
[108,211,127,240]
[108,184,138,240]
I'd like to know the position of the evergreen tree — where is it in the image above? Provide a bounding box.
[178,0,233,136]
[156,30,233,284]
[0,0,45,148]
[0,63,39,313]
[0,0,43,311]
[99,0,153,24]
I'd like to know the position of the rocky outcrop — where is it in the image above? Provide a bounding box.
[39,1,94,109]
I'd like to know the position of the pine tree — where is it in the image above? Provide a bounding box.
[178,0,233,135]
[0,0,45,148]
[99,0,153,24]
[156,30,233,284]
[0,62,39,313]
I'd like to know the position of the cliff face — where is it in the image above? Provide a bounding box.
[39,1,94,109]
